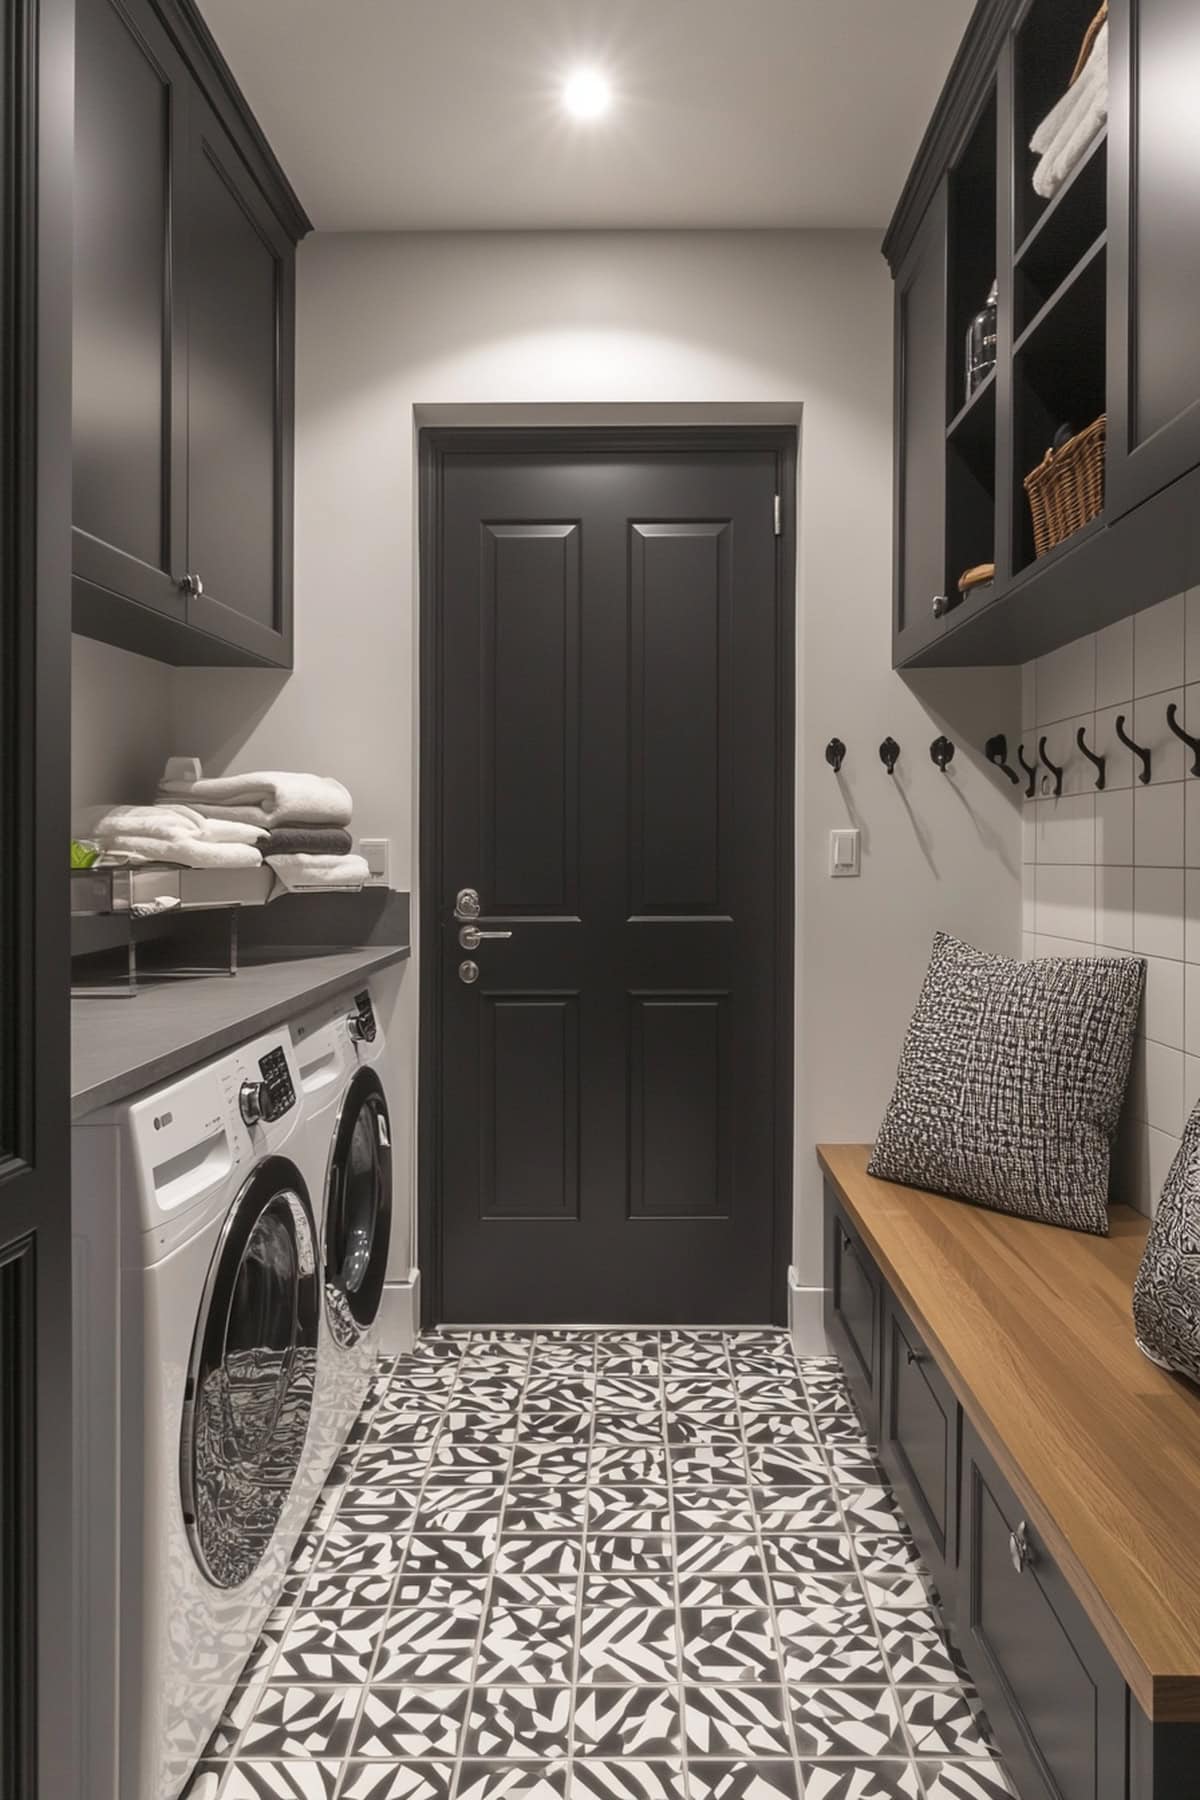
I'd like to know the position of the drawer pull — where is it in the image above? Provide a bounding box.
[1009,1520,1033,1575]
[904,1346,925,1366]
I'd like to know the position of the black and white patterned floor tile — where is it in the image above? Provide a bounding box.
[182,1331,1014,1800]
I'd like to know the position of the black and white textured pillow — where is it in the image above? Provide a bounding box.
[868,931,1144,1235]
[1132,1103,1200,1385]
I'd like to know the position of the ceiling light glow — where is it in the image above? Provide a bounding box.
[562,66,612,121]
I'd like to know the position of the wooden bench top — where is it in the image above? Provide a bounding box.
[817,1143,1200,1724]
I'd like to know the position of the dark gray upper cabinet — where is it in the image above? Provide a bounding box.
[892,183,949,665]
[72,0,309,668]
[885,0,1200,670]
[1107,0,1200,521]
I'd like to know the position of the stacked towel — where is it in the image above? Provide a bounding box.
[157,763,367,894]
[157,769,353,830]
[1030,20,1107,199]
[75,803,266,869]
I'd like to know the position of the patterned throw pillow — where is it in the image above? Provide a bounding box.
[868,931,1144,1235]
[1133,1104,1200,1385]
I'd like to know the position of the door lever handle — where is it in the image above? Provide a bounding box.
[458,925,513,950]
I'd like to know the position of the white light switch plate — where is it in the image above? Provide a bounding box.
[829,827,860,878]
[359,838,390,886]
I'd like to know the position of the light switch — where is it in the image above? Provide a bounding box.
[359,838,390,885]
[829,827,860,878]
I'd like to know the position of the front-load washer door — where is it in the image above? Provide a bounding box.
[181,1155,319,1588]
[324,1067,392,1348]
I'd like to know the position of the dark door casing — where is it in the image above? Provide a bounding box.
[1,0,76,1792]
[420,430,795,1326]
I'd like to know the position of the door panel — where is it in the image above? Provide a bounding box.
[1108,0,1200,516]
[72,0,189,618]
[893,183,949,660]
[481,523,581,914]
[432,438,789,1323]
[185,90,293,660]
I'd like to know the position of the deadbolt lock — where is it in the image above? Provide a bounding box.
[458,960,480,984]
[455,887,481,920]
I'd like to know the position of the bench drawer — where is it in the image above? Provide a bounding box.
[881,1294,958,1601]
[823,1185,881,1436]
[958,1418,1126,1800]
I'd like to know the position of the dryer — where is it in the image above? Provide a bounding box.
[291,985,393,1483]
[73,1028,325,1800]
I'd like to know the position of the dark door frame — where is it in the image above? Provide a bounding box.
[417,424,797,1328]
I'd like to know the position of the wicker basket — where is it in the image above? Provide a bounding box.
[1023,415,1106,558]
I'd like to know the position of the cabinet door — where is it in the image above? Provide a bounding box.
[822,1188,882,1439]
[957,1420,1126,1800]
[72,0,189,620]
[184,89,294,663]
[881,1294,959,1605]
[1107,0,1200,518]
[893,182,949,664]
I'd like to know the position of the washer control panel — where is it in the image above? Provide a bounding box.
[348,989,378,1046]
[239,1043,296,1126]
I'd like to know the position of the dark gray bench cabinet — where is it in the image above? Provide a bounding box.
[821,1173,1200,1800]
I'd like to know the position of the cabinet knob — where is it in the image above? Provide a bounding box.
[904,1346,924,1366]
[180,571,204,598]
[1008,1520,1032,1575]
[931,593,949,619]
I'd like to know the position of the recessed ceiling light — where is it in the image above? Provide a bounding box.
[562,66,612,121]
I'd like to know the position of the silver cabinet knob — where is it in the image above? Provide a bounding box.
[455,887,481,920]
[931,593,949,619]
[1008,1520,1031,1575]
[904,1346,924,1366]
[459,960,480,984]
[458,925,513,950]
[180,572,204,598]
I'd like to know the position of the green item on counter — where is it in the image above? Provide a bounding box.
[71,840,100,868]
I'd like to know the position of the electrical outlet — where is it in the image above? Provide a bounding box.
[359,838,390,886]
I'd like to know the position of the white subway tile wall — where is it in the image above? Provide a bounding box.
[1021,589,1200,1216]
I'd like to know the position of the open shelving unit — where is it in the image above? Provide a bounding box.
[943,85,998,621]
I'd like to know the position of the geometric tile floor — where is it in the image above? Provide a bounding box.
[184,1330,1017,1800]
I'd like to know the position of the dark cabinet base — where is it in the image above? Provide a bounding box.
[822,1179,1196,1800]
[73,573,289,668]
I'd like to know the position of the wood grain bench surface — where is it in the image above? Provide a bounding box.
[817,1142,1200,1724]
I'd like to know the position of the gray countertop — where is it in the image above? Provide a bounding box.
[71,942,410,1119]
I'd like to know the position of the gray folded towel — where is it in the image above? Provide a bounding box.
[261,826,354,857]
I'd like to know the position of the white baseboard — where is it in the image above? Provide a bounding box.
[377,1269,421,1355]
[788,1266,831,1359]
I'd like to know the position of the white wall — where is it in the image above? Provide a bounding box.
[1021,589,1200,1216]
[70,634,173,820]
[165,228,1023,1316]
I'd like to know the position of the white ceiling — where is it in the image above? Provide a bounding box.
[199,0,973,233]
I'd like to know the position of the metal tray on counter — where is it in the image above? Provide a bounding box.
[70,864,273,915]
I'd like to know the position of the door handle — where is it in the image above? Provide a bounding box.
[458,925,513,950]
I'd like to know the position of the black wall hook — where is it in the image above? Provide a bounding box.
[825,737,846,774]
[1016,743,1038,799]
[1166,703,1200,777]
[1038,736,1064,798]
[1115,714,1152,784]
[879,736,900,775]
[1076,725,1106,790]
[985,734,1019,784]
[930,735,955,772]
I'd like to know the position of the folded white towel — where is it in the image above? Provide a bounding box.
[266,851,370,895]
[1031,22,1107,198]
[94,836,264,870]
[75,803,266,846]
[157,768,353,830]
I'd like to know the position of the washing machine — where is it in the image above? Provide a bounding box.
[72,1028,325,1800]
[290,984,393,1483]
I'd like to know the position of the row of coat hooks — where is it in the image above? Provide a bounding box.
[986,704,1200,797]
[824,735,956,776]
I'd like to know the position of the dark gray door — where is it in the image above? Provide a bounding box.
[1107,0,1200,519]
[184,87,294,662]
[428,434,792,1324]
[72,0,190,622]
[1,0,75,1790]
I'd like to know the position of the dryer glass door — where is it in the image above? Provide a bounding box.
[325,1067,392,1346]
[182,1156,318,1588]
